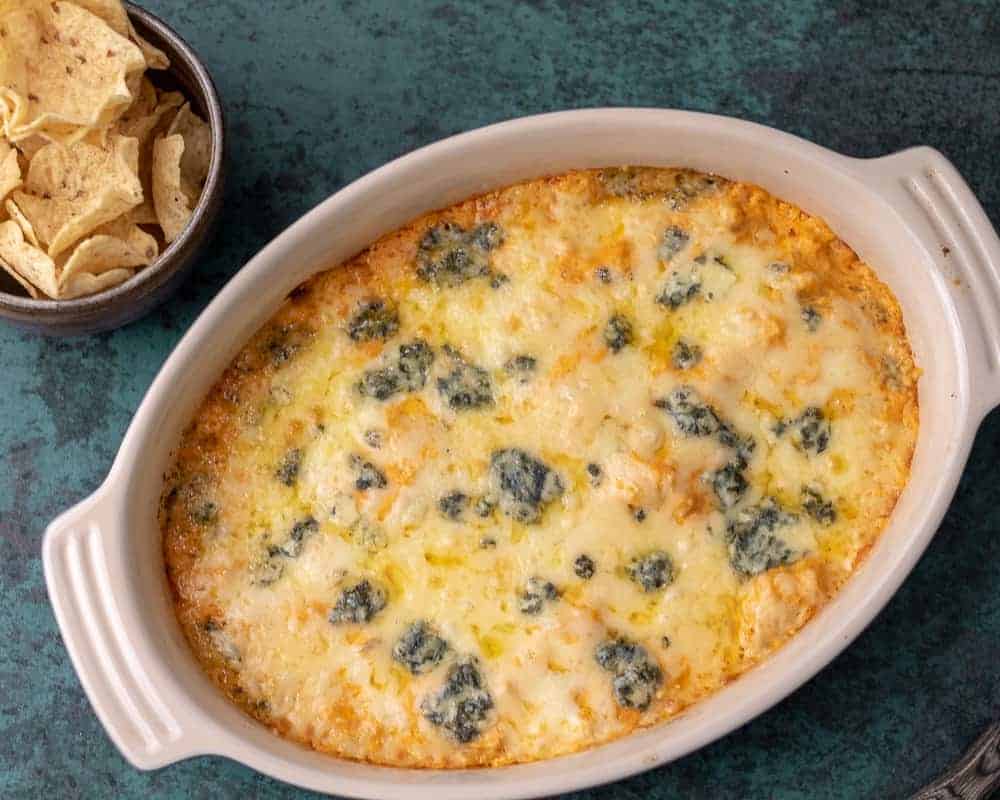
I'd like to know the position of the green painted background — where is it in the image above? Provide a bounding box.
[1,1,998,797]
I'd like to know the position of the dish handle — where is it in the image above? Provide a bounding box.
[42,487,209,769]
[854,146,1000,422]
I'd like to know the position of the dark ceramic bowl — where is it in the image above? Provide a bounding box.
[0,3,225,336]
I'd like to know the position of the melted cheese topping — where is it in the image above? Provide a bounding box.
[161,168,918,768]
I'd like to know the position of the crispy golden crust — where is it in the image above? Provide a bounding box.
[161,168,918,768]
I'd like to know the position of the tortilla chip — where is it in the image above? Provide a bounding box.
[156,90,186,115]
[59,266,132,298]
[0,218,58,297]
[127,18,169,71]
[152,134,192,243]
[67,0,129,38]
[96,214,159,255]
[166,102,211,201]
[25,134,139,199]
[115,77,157,135]
[0,202,152,298]
[114,88,182,226]
[0,141,21,203]
[0,7,29,133]
[0,254,40,297]
[59,216,157,287]
[118,83,182,146]
[5,197,39,248]
[15,134,142,256]
[128,197,159,227]
[14,135,47,160]
[0,1,145,143]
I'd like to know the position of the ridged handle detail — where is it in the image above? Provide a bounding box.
[43,494,186,768]
[859,147,1000,420]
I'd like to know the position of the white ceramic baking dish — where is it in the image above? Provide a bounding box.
[42,109,1000,799]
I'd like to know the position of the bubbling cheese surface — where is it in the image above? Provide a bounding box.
[161,168,918,768]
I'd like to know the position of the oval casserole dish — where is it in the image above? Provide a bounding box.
[44,109,1000,800]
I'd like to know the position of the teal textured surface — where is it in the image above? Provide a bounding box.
[1,1,999,798]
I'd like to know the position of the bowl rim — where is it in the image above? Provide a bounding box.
[0,2,225,313]
[41,107,1000,799]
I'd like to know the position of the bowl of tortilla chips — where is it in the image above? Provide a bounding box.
[0,0,224,335]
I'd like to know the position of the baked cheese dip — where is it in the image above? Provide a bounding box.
[161,167,918,768]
